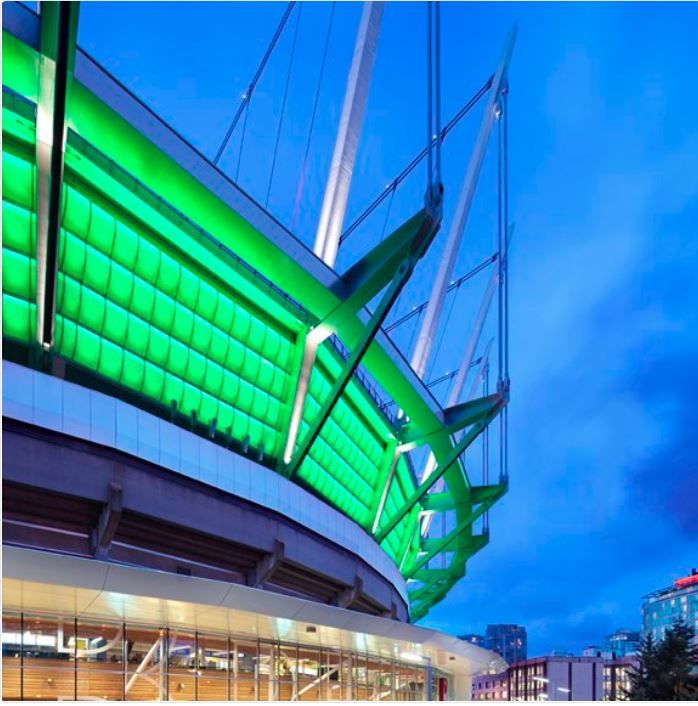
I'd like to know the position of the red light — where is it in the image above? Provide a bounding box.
[674,574,698,589]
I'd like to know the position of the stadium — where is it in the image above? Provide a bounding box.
[2,2,513,700]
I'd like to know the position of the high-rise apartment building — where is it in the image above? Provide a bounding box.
[485,624,528,664]
[642,570,698,644]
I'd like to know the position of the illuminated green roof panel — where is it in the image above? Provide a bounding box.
[55,173,295,457]
[2,110,37,346]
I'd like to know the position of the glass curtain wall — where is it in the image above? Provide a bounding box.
[1,612,428,701]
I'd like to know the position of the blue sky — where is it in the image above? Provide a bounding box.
[76,2,698,655]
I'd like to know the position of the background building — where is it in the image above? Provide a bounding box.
[471,670,509,701]
[642,570,698,644]
[604,629,641,657]
[485,624,528,664]
[603,656,638,701]
[584,628,641,660]
[460,634,487,649]
[472,656,604,701]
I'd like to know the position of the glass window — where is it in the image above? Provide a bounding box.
[76,620,124,701]
[366,655,382,701]
[197,633,230,701]
[395,660,417,701]
[355,652,371,701]
[199,633,230,674]
[320,649,342,701]
[168,631,196,670]
[258,641,276,700]
[21,616,76,701]
[168,631,197,701]
[296,646,320,701]
[234,640,258,701]
[339,651,353,700]
[2,613,22,700]
[382,658,394,699]
[76,620,124,667]
[125,625,164,701]
[277,643,296,701]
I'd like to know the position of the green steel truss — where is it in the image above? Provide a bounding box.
[1,9,508,621]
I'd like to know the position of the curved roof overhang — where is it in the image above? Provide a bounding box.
[3,545,508,678]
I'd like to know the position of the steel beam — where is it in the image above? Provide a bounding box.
[409,567,455,585]
[408,572,460,605]
[294,667,339,701]
[370,440,399,534]
[404,500,496,580]
[284,267,408,479]
[285,206,441,479]
[420,492,456,513]
[314,1,384,268]
[467,336,494,402]
[373,395,503,544]
[35,1,80,351]
[319,209,433,340]
[409,26,517,380]
[248,539,284,588]
[420,482,506,512]
[471,480,508,505]
[417,224,513,496]
[286,263,417,479]
[398,522,418,572]
[398,392,503,452]
[420,526,488,554]
[282,332,319,464]
[334,576,363,609]
[90,482,122,559]
[408,577,456,612]
[282,209,433,463]
[408,524,492,620]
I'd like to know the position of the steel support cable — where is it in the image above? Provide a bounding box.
[214,1,296,166]
[500,88,510,483]
[427,369,459,390]
[234,102,250,182]
[265,3,303,208]
[379,356,482,413]
[379,182,397,242]
[497,91,504,383]
[426,2,434,191]
[426,1,442,195]
[406,308,424,356]
[291,2,336,232]
[434,2,442,185]
[427,277,459,381]
[503,91,510,384]
[385,252,497,333]
[427,357,482,390]
[444,364,457,404]
[339,75,493,246]
[483,362,490,531]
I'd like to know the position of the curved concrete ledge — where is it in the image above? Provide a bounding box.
[2,361,407,604]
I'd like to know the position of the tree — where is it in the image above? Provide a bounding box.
[627,622,698,700]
